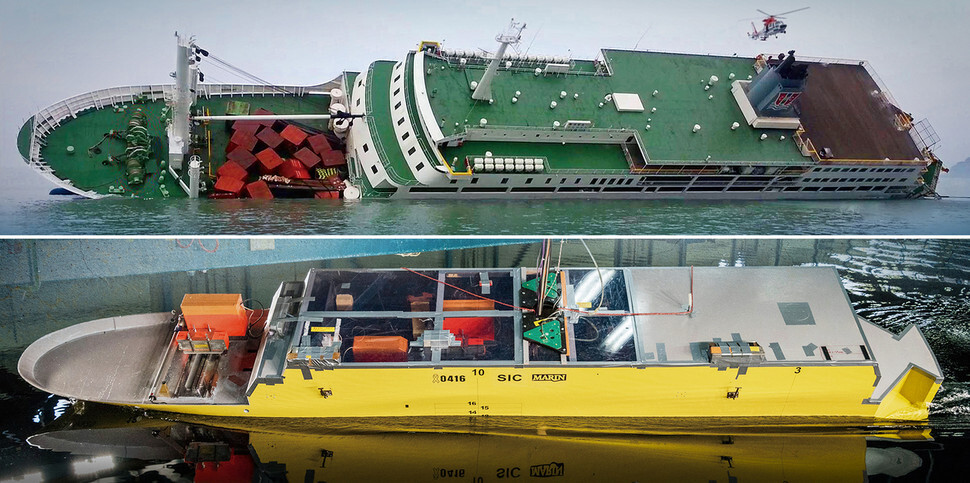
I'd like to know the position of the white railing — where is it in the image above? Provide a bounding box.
[21,83,323,198]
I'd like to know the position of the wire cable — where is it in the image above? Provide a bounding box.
[579,238,606,312]
[402,267,537,312]
[402,266,695,318]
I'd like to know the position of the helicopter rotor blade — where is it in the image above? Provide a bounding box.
[775,6,810,16]
[756,9,772,16]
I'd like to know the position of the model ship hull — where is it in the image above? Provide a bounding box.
[19,266,942,421]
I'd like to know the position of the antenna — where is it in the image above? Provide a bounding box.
[633,24,653,50]
[472,19,526,101]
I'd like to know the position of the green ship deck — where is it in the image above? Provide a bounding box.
[33,93,331,198]
[425,50,806,168]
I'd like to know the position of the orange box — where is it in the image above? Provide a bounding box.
[336,294,354,310]
[442,299,495,311]
[352,336,408,362]
[181,294,247,337]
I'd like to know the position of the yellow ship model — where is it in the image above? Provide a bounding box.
[19,264,941,420]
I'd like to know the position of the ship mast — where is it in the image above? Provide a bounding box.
[168,32,199,172]
[471,19,526,101]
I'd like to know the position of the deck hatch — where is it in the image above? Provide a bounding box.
[778,302,816,325]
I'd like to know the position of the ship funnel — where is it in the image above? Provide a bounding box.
[745,50,808,118]
[472,19,526,101]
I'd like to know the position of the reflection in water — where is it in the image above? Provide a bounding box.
[13,404,941,483]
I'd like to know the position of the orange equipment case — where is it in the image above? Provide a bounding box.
[180,294,248,337]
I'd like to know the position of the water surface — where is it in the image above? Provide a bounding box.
[2,197,969,235]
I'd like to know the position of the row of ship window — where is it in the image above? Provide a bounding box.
[808,177,904,183]
[453,176,911,187]
[409,184,912,193]
[812,167,917,173]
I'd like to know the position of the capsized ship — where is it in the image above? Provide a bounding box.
[18,21,945,200]
[19,265,942,420]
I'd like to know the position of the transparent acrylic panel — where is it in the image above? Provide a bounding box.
[306,270,439,312]
[442,270,516,311]
[527,343,563,363]
[440,316,516,361]
[573,316,637,362]
[335,317,432,363]
[567,269,630,311]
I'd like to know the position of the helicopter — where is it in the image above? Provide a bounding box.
[749,7,810,41]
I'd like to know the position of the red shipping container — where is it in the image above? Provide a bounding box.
[320,149,346,167]
[279,159,311,180]
[352,336,408,362]
[226,147,258,170]
[216,161,249,180]
[232,120,261,135]
[245,180,274,199]
[293,147,321,168]
[228,129,258,153]
[252,108,276,127]
[307,133,332,154]
[444,317,495,345]
[214,176,245,194]
[256,128,284,149]
[280,125,308,146]
[255,148,283,172]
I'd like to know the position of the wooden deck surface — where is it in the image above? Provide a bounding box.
[797,62,921,160]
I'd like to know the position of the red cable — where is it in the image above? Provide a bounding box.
[197,239,219,253]
[175,239,219,253]
[401,266,695,317]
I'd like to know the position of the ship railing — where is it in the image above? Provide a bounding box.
[816,158,928,166]
[196,84,323,98]
[465,124,634,135]
[429,51,606,77]
[754,55,769,74]
[630,162,812,174]
[909,118,941,153]
[776,54,904,111]
[793,127,820,162]
[22,82,326,197]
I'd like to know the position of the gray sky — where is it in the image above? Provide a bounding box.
[2,0,967,199]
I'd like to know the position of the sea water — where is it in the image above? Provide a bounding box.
[2,197,970,235]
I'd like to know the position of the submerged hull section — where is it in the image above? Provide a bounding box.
[19,267,942,420]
